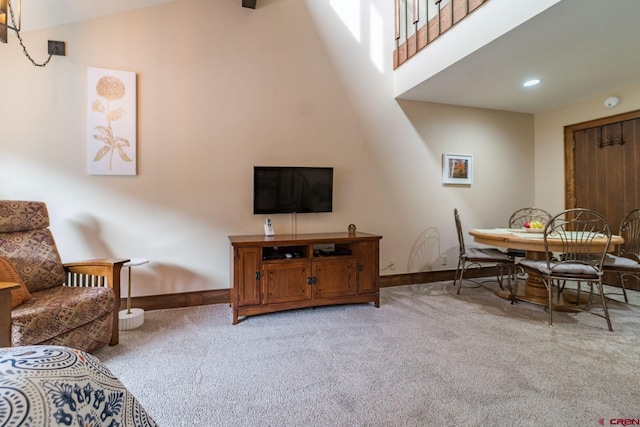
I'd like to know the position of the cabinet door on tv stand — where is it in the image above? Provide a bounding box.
[357,241,379,294]
[262,262,312,304]
[313,258,357,299]
[235,247,262,306]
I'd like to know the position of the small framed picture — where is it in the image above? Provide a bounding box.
[442,153,473,185]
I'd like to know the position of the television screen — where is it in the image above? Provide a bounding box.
[253,166,333,214]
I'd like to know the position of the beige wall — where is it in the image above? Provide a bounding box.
[534,83,640,214]
[0,0,534,298]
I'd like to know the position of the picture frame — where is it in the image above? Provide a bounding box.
[87,67,137,176]
[442,153,473,185]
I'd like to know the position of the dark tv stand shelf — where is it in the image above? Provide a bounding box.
[228,231,382,324]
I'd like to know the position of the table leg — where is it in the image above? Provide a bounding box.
[521,251,550,303]
[119,258,148,330]
[126,266,132,314]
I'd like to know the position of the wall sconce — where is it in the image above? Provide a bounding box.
[1,0,65,67]
[1,0,21,44]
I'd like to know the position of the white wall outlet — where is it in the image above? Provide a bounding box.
[442,255,448,265]
[390,259,396,270]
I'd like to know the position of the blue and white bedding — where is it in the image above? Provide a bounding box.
[0,345,157,426]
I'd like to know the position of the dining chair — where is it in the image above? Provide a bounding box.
[508,207,553,229]
[453,209,516,295]
[507,207,553,258]
[603,208,640,303]
[519,208,614,331]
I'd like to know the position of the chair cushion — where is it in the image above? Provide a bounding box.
[0,201,50,233]
[0,256,31,308]
[519,259,545,271]
[465,247,512,262]
[38,314,113,353]
[520,259,602,277]
[11,285,115,346]
[603,254,640,271]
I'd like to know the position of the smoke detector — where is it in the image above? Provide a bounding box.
[604,96,620,108]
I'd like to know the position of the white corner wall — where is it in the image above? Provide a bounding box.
[0,0,534,299]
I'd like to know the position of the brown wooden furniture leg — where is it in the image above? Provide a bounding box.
[0,282,20,348]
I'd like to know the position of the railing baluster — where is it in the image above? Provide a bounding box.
[394,0,400,68]
[395,0,400,40]
[404,0,408,52]
[393,0,491,69]
[437,0,441,39]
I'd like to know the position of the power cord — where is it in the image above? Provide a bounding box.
[380,262,394,272]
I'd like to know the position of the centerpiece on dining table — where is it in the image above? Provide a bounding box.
[523,220,545,233]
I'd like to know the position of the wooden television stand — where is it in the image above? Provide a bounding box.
[229,231,382,324]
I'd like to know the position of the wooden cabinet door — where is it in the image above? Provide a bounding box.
[357,241,379,294]
[262,262,312,304]
[235,247,261,307]
[313,258,357,299]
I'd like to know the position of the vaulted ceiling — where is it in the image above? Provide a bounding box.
[19,0,255,32]
[397,0,640,113]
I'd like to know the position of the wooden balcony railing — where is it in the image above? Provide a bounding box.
[394,0,489,69]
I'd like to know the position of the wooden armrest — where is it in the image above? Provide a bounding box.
[0,281,21,292]
[1,282,20,348]
[63,259,130,281]
[64,258,130,269]
[63,258,129,290]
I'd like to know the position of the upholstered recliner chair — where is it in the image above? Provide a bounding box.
[0,201,128,352]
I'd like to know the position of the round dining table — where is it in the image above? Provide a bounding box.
[468,228,624,307]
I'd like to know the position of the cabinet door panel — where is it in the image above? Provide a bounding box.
[263,262,312,304]
[314,258,357,298]
[236,247,261,306]
[357,241,379,294]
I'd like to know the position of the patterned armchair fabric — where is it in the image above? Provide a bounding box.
[0,201,120,353]
[11,286,115,350]
[0,201,67,292]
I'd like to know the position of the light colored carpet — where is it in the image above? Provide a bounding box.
[95,281,640,426]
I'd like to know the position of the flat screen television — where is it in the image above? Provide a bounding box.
[253,166,333,214]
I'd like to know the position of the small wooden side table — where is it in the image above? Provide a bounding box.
[118,258,149,331]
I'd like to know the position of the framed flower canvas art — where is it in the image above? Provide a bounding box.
[442,153,473,185]
[87,67,137,175]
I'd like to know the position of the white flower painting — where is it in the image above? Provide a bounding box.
[87,67,137,175]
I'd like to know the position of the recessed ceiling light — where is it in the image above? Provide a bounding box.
[523,79,541,87]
